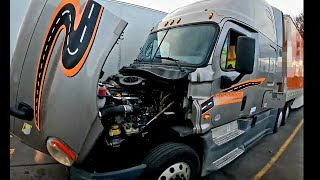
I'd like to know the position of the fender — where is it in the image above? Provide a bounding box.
[169,125,194,137]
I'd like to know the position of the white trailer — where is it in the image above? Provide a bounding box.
[100,0,167,79]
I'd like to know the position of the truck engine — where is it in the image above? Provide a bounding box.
[78,71,191,172]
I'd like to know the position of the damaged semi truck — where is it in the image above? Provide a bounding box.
[10,0,303,179]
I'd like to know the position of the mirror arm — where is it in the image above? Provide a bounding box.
[220,73,245,89]
[231,73,245,85]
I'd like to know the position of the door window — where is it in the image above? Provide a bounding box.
[220,30,246,71]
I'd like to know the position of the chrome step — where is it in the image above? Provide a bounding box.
[212,148,244,169]
[212,129,245,146]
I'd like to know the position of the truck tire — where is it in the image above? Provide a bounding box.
[273,108,283,133]
[281,102,291,126]
[141,142,200,180]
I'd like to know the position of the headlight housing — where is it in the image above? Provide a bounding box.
[46,137,76,166]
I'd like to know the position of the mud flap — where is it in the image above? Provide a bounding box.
[10,0,128,162]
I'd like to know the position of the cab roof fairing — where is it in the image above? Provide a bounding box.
[151,0,277,44]
[150,10,222,33]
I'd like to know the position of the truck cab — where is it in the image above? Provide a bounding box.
[10,0,302,179]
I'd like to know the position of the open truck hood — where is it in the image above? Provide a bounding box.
[10,0,127,163]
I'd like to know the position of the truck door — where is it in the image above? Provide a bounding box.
[10,0,128,162]
[199,21,264,129]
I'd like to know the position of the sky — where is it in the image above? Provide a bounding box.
[116,0,303,17]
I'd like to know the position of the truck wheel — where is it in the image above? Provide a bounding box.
[281,102,291,126]
[141,142,200,180]
[273,108,283,133]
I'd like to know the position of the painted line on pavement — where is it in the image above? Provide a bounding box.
[254,118,304,180]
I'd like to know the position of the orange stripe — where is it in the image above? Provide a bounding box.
[227,78,265,89]
[33,0,71,130]
[201,96,214,105]
[201,78,265,105]
[216,92,244,100]
[34,0,102,130]
[234,84,260,92]
[202,106,214,115]
[33,4,60,130]
[73,0,88,30]
[216,98,242,106]
[202,98,243,114]
[61,5,104,77]
[35,26,67,130]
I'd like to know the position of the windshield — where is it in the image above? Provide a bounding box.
[136,23,218,66]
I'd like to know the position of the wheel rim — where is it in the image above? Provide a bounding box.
[158,162,191,180]
[277,111,283,128]
[285,106,290,122]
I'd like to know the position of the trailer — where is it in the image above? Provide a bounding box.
[99,0,167,78]
[283,15,304,109]
[10,0,303,179]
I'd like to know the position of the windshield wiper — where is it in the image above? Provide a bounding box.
[155,56,185,72]
[151,30,169,62]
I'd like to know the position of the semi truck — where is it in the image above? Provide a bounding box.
[10,0,303,180]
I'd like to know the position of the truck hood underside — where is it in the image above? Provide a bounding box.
[119,64,195,82]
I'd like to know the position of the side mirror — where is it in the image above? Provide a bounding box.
[235,37,255,74]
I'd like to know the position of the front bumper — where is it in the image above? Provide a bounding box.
[70,164,147,180]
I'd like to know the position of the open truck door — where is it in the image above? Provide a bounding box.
[10,0,128,163]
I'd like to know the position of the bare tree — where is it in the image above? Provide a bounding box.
[293,12,304,38]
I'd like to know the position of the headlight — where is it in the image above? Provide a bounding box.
[46,137,76,166]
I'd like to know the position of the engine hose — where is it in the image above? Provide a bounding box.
[99,105,133,121]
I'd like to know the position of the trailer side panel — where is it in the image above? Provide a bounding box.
[283,16,303,101]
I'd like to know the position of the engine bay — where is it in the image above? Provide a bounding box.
[97,73,190,148]
[73,72,192,172]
